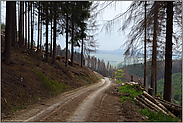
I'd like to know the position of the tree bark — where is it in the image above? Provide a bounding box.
[19,1,23,48]
[163,1,173,102]
[37,1,40,52]
[52,2,57,64]
[46,2,49,62]
[151,1,158,95]
[81,37,84,68]
[22,2,24,45]
[40,4,42,51]
[65,3,69,67]
[50,2,52,57]
[144,1,147,90]
[11,2,16,47]
[28,2,30,49]
[31,2,33,50]
[71,3,74,66]
[25,2,27,48]
[3,2,13,63]
[15,2,17,45]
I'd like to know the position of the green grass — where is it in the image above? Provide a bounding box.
[37,72,63,95]
[118,84,143,102]
[138,108,181,122]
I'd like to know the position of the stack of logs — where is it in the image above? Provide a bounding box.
[124,75,182,118]
[134,90,182,118]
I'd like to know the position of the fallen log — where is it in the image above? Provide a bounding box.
[143,91,176,118]
[140,93,168,115]
[154,96,182,109]
[138,95,159,112]
[139,95,159,112]
[133,98,154,112]
[154,97,182,116]
[143,91,167,111]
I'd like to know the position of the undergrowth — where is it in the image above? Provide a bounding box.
[138,108,181,122]
[36,71,63,95]
[118,84,143,102]
[119,85,143,102]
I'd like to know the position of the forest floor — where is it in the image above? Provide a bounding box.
[1,29,146,122]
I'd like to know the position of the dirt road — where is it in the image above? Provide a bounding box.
[3,77,125,122]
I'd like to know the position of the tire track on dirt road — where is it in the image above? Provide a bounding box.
[23,78,108,122]
[66,77,111,122]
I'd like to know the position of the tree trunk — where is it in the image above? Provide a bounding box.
[25,2,27,48]
[37,1,40,52]
[46,2,49,62]
[65,3,69,67]
[52,2,57,64]
[19,1,23,48]
[40,4,42,51]
[50,3,52,57]
[11,2,16,47]
[151,1,158,95]
[31,2,33,50]
[50,19,52,57]
[22,2,24,45]
[28,2,30,49]
[71,3,74,66]
[81,37,84,68]
[15,2,17,44]
[144,1,147,90]
[3,2,13,63]
[163,1,173,102]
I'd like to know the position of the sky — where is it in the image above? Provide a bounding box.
[1,1,132,51]
[93,1,132,51]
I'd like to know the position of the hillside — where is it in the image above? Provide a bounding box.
[1,31,102,116]
[157,73,182,105]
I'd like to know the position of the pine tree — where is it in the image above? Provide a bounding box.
[163,1,173,102]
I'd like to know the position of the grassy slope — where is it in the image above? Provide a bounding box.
[1,38,102,115]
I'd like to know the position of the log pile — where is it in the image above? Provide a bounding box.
[121,78,182,118]
[134,90,182,118]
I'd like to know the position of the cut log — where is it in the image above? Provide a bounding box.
[133,98,154,112]
[138,95,159,112]
[154,96,182,109]
[143,91,176,118]
[154,97,182,116]
[140,93,168,115]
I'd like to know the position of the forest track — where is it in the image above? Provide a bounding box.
[4,78,111,122]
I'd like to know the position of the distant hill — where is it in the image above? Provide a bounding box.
[96,49,125,55]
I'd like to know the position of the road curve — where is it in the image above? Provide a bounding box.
[13,77,111,122]
[67,77,111,122]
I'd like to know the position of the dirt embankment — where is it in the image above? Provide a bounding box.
[1,31,102,119]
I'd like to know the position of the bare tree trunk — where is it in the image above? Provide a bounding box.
[19,1,23,48]
[144,1,147,89]
[46,2,49,62]
[25,2,27,48]
[50,19,52,57]
[65,3,69,67]
[154,2,158,95]
[3,2,13,63]
[71,3,74,66]
[28,2,30,49]
[22,2,24,46]
[163,1,173,102]
[12,2,16,47]
[52,2,57,64]
[50,2,52,57]
[31,2,33,50]
[15,2,17,44]
[81,37,84,68]
[40,4,42,51]
[37,1,40,52]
